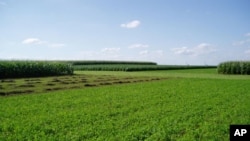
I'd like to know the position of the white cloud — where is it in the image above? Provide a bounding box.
[121,20,141,29]
[101,48,120,53]
[128,43,149,49]
[139,50,163,57]
[172,46,193,55]
[233,33,250,46]
[197,43,213,50]
[245,33,250,37]
[76,51,98,59]
[245,49,250,54]
[100,48,121,59]
[22,38,45,45]
[233,40,247,46]
[172,43,216,56]
[22,38,65,48]
[131,49,164,63]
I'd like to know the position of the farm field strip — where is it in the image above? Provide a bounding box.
[1,68,250,140]
[0,75,249,140]
[67,60,157,65]
[0,74,166,96]
[73,64,216,71]
[75,68,250,80]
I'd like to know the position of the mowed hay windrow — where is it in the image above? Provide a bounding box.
[0,74,167,96]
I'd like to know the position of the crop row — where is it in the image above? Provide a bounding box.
[67,60,157,65]
[73,64,216,71]
[217,61,250,75]
[0,61,73,78]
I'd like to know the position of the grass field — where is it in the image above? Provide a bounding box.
[1,68,250,140]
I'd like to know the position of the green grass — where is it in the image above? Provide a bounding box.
[76,68,250,79]
[0,69,250,140]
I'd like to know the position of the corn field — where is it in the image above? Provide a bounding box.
[0,61,73,78]
[67,60,157,65]
[217,61,250,75]
[73,64,216,71]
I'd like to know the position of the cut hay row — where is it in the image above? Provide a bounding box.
[217,61,250,75]
[0,61,73,79]
[0,73,165,96]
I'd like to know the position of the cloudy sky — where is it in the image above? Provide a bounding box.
[1,0,250,65]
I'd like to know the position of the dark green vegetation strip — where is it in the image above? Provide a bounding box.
[66,60,157,65]
[0,69,250,140]
[218,61,250,75]
[65,60,216,72]
[73,64,216,71]
[0,60,216,73]
[0,61,73,79]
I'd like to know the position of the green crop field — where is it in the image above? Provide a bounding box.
[218,61,250,75]
[73,64,216,72]
[1,68,250,140]
[0,61,73,79]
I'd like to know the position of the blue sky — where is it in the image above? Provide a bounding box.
[1,0,250,65]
